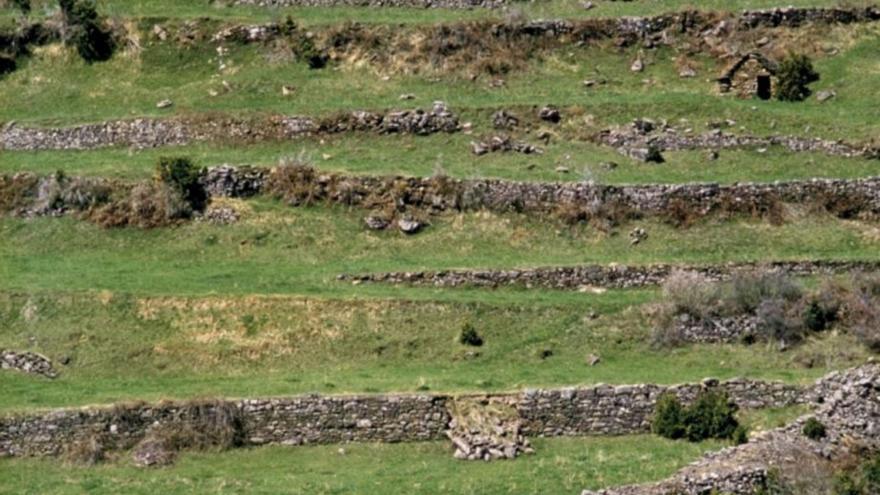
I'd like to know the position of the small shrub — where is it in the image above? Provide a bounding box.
[88,182,191,229]
[682,389,739,442]
[149,401,244,453]
[756,297,807,346]
[11,0,30,15]
[155,157,207,211]
[59,0,115,63]
[802,417,827,440]
[652,393,686,440]
[458,323,483,347]
[732,424,750,445]
[265,163,323,207]
[802,300,836,332]
[661,270,718,319]
[723,271,802,315]
[775,53,820,102]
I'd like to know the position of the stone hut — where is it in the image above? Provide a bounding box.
[717,52,779,99]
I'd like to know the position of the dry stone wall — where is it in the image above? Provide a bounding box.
[0,103,459,151]
[0,378,801,458]
[340,260,880,290]
[233,0,504,7]
[596,121,880,159]
[202,166,880,217]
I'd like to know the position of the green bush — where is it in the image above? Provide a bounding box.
[775,53,820,102]
[12,0,30,15]
[458,323,483,347]
[652,393,686,440]
[155,157,207,211]
[831,455,880,495]
[732,424,749,445]
[802,417,826,440]
[653,389,739,442]
[803,300,836,332]
[682,389,739,442]
[59,0,115,63]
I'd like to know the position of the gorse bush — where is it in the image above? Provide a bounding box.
[458,323,483,347]
[11,0,30,15]
[652,393,686,440]
[652,390,739,442]
[775,53,820,102]
[802,417,826,440]
[59,0,115,63]
[155,157,207,211]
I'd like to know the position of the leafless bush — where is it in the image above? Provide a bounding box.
[721,271,802,315]
[147,401,243,453]
[662,271,719,319]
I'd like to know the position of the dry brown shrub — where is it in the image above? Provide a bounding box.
[64,435,105,466]
[662,197,704,228]
[0,173,39,212]
[87,182,191,229]
[264,163,324,207]
[809,189,875,220]
[716,191,785,225]
[148,400,243,453]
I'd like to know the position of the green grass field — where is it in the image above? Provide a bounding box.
[2,1,879,491]
[4,0,874,25]
[0,436,724,495]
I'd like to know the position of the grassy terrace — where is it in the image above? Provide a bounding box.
[2,0,872,25]
[0,436,725,494]
[0,21,877,141]
[4,138,880,184]
[0,204,874,410]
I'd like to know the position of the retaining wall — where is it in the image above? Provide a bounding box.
[0,378,802,458]
[340,260,880,290]
[0,103,458,151]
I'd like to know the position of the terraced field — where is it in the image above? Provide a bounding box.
[2,1,880,494]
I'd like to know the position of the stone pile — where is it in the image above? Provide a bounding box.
[339,260,880,290]
[446,398,534,461]
[1,350,58,378]
[669,314,758,344]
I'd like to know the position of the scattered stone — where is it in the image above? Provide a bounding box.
[491,110,519,130]
[587,354,601,366]
[399,93,415,100]
[628,227,647,245]
[678,66,697,78]
[132,438,176,468]
[816,90,836,102]
[364,216,390,231]
[471,135,542,156]
[199,206,239,225]
[630,57,644,73]
[155,99,173,109]
[554,166,570,174]
[707,150,720,161]
[281,85,296,96]
[581,1,593,10]
[538,106,561,124]
[620,144,664,163]
[397,217,424,235]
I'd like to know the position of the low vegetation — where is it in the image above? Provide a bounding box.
[652,390,740,442]
[653,270,880,351]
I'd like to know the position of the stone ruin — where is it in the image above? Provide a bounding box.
[446,396,534,461]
